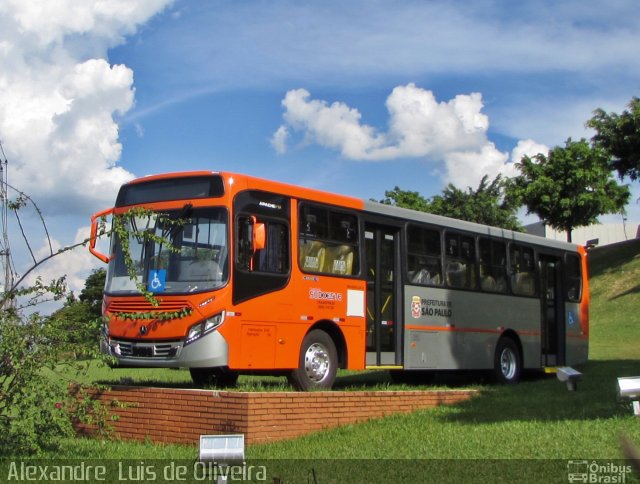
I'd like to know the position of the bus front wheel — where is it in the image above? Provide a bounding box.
[190,366,239,388]
[288,329,338,391]
[493,337,521,384]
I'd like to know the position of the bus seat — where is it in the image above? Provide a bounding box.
[512,272,535,296]
[411,268,431,284]
[299,240,326,272]
[446,261,466,288]
[480,265,496,291]
[481,275,496,291]
[411,268,442,285]
[326,245,353,275]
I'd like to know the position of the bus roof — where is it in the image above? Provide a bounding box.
[364,200,580,252]
[121,170,579,252]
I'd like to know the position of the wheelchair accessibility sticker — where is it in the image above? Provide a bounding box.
[148,269,166,293]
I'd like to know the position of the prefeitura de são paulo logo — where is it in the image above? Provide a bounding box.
[411,296,422,318]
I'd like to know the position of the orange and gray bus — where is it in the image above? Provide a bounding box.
[89,171,589,389]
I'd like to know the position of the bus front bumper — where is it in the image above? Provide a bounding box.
[101,330,229,368]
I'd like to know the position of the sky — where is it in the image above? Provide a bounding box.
[0,0,639,301]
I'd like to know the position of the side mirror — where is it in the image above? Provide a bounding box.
[89,208,114,263]
[252,217,266,252]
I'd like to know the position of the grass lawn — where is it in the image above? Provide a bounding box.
[4,240,639,481]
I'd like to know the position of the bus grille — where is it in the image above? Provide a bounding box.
[112,340,181,359]
[107,299,192,314]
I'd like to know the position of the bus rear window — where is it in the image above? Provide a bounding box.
[116,175,225,207]
[566,253,582,302]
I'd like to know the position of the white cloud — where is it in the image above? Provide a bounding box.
[0,0,173,215]
[279,89,386,159]
[510,139,549,165]
[443,144,509,189]
[270,125,289,154]
[384,85,489,160]
[274,84,548,188]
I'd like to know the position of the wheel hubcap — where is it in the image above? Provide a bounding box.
[500,348,517,380]
[304,342,330,382]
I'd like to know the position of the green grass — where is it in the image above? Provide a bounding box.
[588,239,640,359]
[7,240,640,481]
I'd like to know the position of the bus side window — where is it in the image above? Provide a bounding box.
[444,232,477,290]
[326,212,358,275]
[236,216,289,274]
[256,222,288,273]
[565,253,582,302]
[479,238,508,293]
[509,244,536,296]
[407,225,442,286]
[298,204,359,277]
[235,216,254,271]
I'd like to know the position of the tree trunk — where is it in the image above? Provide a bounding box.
[567,227,572,243]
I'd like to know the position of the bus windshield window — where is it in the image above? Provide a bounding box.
[115,175,224,206]
[105,208,228,294]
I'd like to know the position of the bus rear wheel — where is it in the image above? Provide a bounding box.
[190,366,239,388]
[493,337,521,384]
[288,329,338,391]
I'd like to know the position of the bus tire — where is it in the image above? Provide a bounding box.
[288,329,338,391]
[493,337,521,384]
[190,366,239,388]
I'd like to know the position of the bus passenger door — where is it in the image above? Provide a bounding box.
[364,223,401,367]
[539,255,565,366]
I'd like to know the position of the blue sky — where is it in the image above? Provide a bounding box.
[0,0,638,295]
[111,1,639,200]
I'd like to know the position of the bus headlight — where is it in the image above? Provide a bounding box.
[185,311,225,346]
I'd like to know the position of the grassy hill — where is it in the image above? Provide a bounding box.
[588,238,640,359]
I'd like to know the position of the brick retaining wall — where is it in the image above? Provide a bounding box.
[74,386,476,446]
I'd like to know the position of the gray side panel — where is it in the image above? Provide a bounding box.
[403,286,541,370]
[564,302,588,365]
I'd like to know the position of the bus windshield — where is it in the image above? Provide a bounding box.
[105,207,229,295]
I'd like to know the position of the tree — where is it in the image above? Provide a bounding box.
[381,174,522,231]
[587,97,640,181]
[380,186,432,212]
[47,269,106,347]
[1,257,105,454]
[429,175,522,231]
[508,138,630,242]
[78,268,106,320]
